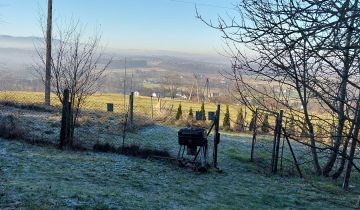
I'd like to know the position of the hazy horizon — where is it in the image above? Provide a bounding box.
[0,0,238,55]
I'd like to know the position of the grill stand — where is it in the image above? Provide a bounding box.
[177,104,221,173]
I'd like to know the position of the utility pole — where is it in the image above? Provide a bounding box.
[130,71,133,92]
[45,0,52,106]
[203,78,210,102]
[123,58,127,112]
[195,75,200,103]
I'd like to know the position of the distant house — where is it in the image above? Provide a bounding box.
[134,91,140,96]
[152,92,157,97]
[175,92,182,97]
[210,92,220,98]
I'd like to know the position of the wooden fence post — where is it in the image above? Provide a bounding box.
[273,110,283,173]
[251,108,258,162]
[67,101,73,146]
[60,89,69,148]
[150,96,154,119]
[128,92,134,128]
[214,104,221,168]
[280,120,287,175]
[271,112,280,172]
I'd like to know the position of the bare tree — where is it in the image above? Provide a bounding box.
[161,73,180,99]
[197,0,360,187]
[35,19,111,146]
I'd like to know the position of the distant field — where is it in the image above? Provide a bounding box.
[0,91,338,138]
[0,91,254,126]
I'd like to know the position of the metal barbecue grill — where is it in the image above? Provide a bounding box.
[177,104,221,172]
[177,127,208,170]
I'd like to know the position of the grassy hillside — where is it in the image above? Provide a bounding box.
[0,127,358,209]
[0,98,358,209]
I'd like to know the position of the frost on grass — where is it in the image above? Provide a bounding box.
[0,104,359,209]
[1,131,359,209]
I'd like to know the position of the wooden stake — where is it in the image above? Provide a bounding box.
[151,96,154,119]
[128,92,134,129]
[274,110,284,173]
[60,89,69,148]
[250,108,258,162]
[284,132,303,178]
[271,113,280,172]
[214,104,221,168]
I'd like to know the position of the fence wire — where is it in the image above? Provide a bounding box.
[0,91,359,178]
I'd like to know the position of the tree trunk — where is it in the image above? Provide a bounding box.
[297,73,322,175]
[323,115,346,176]
[323,24,353,176]
[342,134,358,190]
[45,0,52,106]
[332,124,354,179]
[342,112,360,189]
[303,112,321,175]
[342,91,360,189]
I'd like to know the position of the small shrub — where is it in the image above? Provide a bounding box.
[234,108,245,132]
[188,107,194,119]
[200,102,206,121]
[288,115,296,136]
[223,105,231,130]
[249,111,256,131]
[261,114,270,133]
[175,103,182,120]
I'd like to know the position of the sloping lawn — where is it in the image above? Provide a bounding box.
[0,125,358,209]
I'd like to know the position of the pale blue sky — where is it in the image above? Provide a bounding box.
[0,0,238,54]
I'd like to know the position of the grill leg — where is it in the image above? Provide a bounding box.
[198,146,208,172]
[177,146,186,167]
[193,147,201,161]
[177,146,181,160]
[200,146,206,167]
[178,145,185,160]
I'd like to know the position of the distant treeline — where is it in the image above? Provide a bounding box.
[107,59,148,69]
[0,79,43,91]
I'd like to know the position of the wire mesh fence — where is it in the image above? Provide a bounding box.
[247,108,360,178]
[0,90,359,178]
[249,109,281,174]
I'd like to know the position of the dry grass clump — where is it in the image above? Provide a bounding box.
[0,114,25,139]
[93,142,170,158]
[0,100,57,113]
